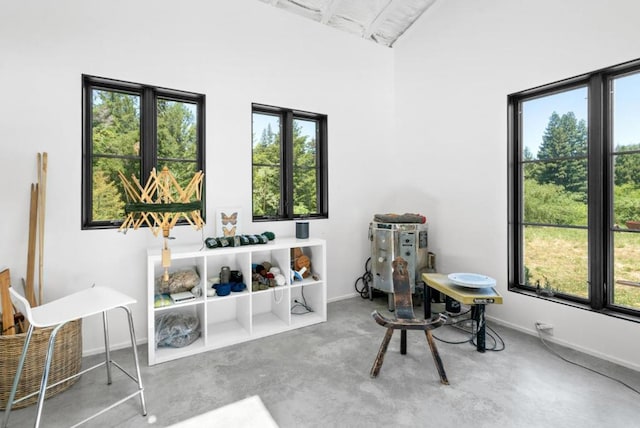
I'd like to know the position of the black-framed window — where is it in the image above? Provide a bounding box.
[82,75,205,229]
[508,58,640,319]
[251,103,328,221]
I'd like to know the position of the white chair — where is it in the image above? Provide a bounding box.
[2,286,147,428]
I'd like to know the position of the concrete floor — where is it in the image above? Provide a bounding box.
[2,296,640,427]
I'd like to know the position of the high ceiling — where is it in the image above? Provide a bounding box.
[258,0,437,48]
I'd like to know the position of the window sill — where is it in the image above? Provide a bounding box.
[253,215,328,222]
[508,287,640,324]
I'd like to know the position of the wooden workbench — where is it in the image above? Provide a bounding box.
[422,273,503,352]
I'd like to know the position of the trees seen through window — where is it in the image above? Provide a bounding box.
[252,104,327,221]
[509,61,640,317]
[83,76,204,229]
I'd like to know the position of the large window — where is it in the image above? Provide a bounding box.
[251,104,328,221]
[508,58,640,318]
[82,75,205,229]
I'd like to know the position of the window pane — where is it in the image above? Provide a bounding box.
[157,99,198,160]
[521,89,589,226]
[293,118,318,215]
[612,231,640,309]
[293,119,317,168]
[612,72,640,151]
[611,72,640,229]
[523,161,588,226]
[92,89,140,156]
[159,161,199,196]
[252,165,281,216]
[253,113,281,216]
[252,113,281,165]
[92,157,139,222]
[521,87,588,161]
[610,71,640,310]
[520,88,589,298]
[612,153,640,228]
[523,225,589,299]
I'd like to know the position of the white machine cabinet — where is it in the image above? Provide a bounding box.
[147,238,326,365]
[370,221,429,293]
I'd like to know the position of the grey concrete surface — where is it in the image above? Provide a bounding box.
[3,296,640,427]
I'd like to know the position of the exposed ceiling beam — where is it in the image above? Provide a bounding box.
[363,0,394,39]
[261,0,437,48]
[387,0,437,46]
[320,0,342,25]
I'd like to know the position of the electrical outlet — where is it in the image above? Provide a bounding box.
[535,321,554,335]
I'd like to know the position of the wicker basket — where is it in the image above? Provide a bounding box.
[0,319,82,409]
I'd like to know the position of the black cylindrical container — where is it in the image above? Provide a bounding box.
[296,222,309,239]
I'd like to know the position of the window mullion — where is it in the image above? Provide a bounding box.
[283,110,294,219]
[318,116,329,216]
[82,79,94,227]
[588,74,605,310]
[141,87,157,181]
[602,73,617,310]
[507,97,524,289]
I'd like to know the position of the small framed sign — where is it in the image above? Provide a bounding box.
[216,208,241,237]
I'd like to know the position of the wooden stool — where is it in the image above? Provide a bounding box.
[370,257,449,384]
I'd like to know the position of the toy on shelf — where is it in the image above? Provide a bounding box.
[291,247,311,281]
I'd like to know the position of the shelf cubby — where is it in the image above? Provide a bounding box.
[251,248,291,286]
[251,287,290,336]
[290,282,326,328]
[205,294,251,347]
[152,302,206,364]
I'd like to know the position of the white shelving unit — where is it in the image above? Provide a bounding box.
[147,237,326,365]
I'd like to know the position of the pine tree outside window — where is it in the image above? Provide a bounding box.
[82,75,205,229]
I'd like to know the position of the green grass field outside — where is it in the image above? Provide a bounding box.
[524,226,640,309]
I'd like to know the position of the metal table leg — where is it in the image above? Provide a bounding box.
[473,305,486,352]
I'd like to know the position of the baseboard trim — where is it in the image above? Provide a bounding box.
[328,292,360,303]
[486,315,640,372]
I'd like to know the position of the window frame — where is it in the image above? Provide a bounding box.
[82,75,205,230]
[508,58,640,320]
[251,103,328,221]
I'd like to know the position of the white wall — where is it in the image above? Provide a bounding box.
[0,0,395,353]
[2,0,638,371]
[393,0,640,370]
